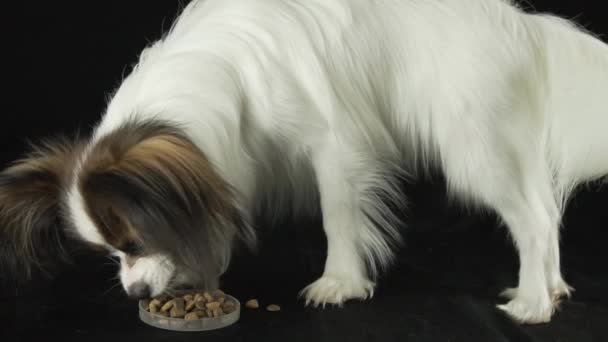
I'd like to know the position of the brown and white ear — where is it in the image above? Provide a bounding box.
[78,121,256,289]
[0,138,82,280]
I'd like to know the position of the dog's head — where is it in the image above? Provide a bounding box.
[0,119,255,298]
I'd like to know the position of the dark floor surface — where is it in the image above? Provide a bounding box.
[2,180,607,342]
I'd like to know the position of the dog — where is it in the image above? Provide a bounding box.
[1,0,607,324]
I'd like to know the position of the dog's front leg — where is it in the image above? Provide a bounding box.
[300,141,397,307]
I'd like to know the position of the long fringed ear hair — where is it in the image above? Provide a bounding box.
[0,137,83,282]
[77,120,257,290]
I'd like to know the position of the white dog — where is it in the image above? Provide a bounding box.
[1,0,606,325]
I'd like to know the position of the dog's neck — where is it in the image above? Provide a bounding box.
[90,50,251,192]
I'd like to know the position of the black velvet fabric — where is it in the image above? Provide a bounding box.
[3,181,607,341]
[3,1,607,341]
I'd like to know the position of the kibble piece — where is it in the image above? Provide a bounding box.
[173,297,185,310]
[161,300,174,312]
[150,298,162,307]
[203,292,214,302]
[194,293,204,302]
[184,312,199,321]
[150,304,159,313]
[206,309,213,317]
[217,297,225,304]
[154,294,169,302]
[213,289,225,298]
[170,306,186,318]
[206,301,221,310]
[185,299,196,311]
[195,300,207,310]
[212,307,224,317]
[245,299,260,309]
[194,310,207,318]
[183,294,194,301]
[222,300,236,314]
[156,311,169,317]
[266,304,281,312]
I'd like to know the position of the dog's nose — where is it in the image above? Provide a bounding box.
[127,282,151,300]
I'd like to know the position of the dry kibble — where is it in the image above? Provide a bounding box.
[156,295,170,305]
[184,312,199,321]
[150,299,162,307]
[266,304,281,312]
[212,307,223,317]
[161,300,174,312]
[185,299,196,311]
[222,300,236,314]
[245,299,260,309]
[145,289,237,321]
[170,306,186,318]
[173,297,185,311]
[206,301,221,310]
[194,293,204,302]
[195,300,207,310]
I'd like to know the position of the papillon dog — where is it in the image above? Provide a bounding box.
[2,0,607,324]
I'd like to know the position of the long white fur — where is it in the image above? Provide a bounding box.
[70,0,608,324]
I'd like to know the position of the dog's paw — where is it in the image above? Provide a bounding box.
[299,275,375,308]
[500,280,573,304]
[497,296,554,324]
[550,279,574,303]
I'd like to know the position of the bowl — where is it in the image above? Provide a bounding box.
[138,291,240,332]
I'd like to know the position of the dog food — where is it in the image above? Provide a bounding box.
[184,312,199,321]
[266,304,281,312]
[145,290,237,320]
[245,299,260,309]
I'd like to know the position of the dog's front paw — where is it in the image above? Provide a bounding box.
[300,275,375,307]
[497,295,554,324]
[550,279,574,302]
[500,280,573,304]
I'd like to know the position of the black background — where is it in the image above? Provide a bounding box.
[3,1,607,341]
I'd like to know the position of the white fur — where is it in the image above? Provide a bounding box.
[70,0,607,323]
[117,252,176,298]
[67,185,106,246]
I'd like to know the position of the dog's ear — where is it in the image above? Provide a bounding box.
[78,121,256,289]
[0,138,82,281]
